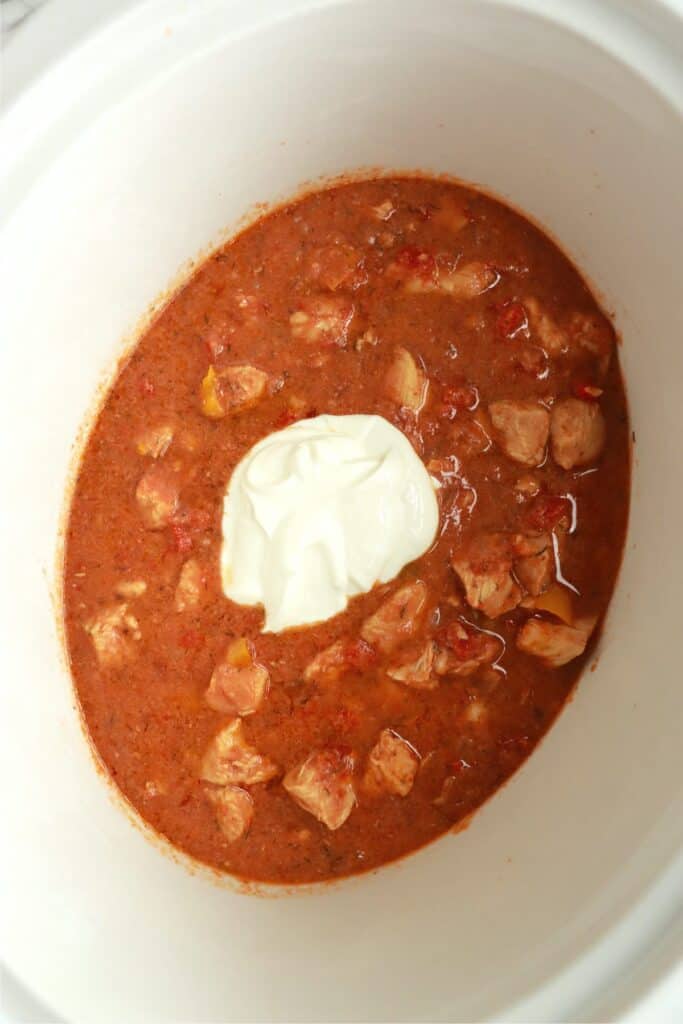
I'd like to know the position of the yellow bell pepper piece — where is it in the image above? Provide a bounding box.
[200,365,225,419]
[531,584,573,625]
[226,637,253,669]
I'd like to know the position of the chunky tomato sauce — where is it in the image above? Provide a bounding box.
[63,177,630,884]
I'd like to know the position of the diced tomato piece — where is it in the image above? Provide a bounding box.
[495,301,528,340]
[275,405,318,429]
[275,409,298,428]
[170,524,193,554]
[343,638,377,671]
[449,757,472,774]
[168,508,213,553]
[572,380,604,402]
[178,629,205,650]
[441,382,479,415]
[526,494,571,532]
[436,621,488,660]
[394,246,438,281]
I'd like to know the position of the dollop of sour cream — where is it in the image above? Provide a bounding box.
[221,413,439,632]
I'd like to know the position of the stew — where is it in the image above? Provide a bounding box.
[63,177,630,884]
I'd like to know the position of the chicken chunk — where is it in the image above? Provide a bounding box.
[371,199,396,221]
[283,748,356,830]
[208,785,254,842]
[511,540,557,598]
[205,639,269,716]
[174,558,207,612]
[364,729,420,797]
[438,261,499,298]
[489,400,550,467]
[84,602,141,669]
[361,581,428,653]
[200,720,279,786]
[135,464,180,529]
[434,620,502,676]
[114,579,147,599]
[433,197,469,233]
[303,638,375,685]
[200,364,268,419]
[385,347,429,412]
[135,423,174,458]
[516,616,596,667]
[387,641,438,689]
[289,297,354,347]
[303,640,347,684]
[550,397,606,470]
[567,311,613,374]
[309,243,363,291]
[451,534,522,618]
[524,297,567,356]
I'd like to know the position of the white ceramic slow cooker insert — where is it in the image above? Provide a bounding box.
[1,1,682,1020]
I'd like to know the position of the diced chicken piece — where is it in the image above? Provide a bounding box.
[84,602,141,669]
[512,532,549,557]
[524,297,567,356]
[489,400,550,467]
[283,748,356,831]
[515,345,549,379]
[433,197,469,233]
[200,719,279,786]
[385,347,429,412]
[364,729,420,797]
[309,243,363,291]
[135,464,180,529]
[174,558,207,612]
[434,620,502,677]
[303,641,347,684]
[114,579,147,599]
[361,581,428,653]
[451,533,522,618]
[289,297,354,347]
[567,311,613,374]
[200,363,268,419]
[550,397,606,470]
[208,785,254,842]
[371,199,396,221]
[389,247,439,293]
[303,638,375,684]
[516,615,596,667]
[438,261,499,298]
[387,641,437,689]
[135,424,174,458]
[205,638,269,716]
[513,533,554,596]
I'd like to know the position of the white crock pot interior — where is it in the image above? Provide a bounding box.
[1,1,682,1021]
